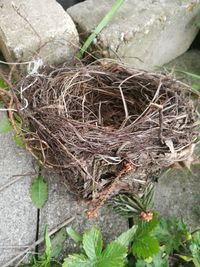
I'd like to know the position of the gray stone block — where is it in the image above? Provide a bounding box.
[39,170,129,253]
[0,0,79,72]
[68,0,200,70]
[0,112,37,265]
[154,165,200,231]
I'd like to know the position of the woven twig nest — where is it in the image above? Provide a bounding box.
[14,61,199,200]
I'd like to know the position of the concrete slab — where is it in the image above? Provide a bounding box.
[0,0,79,73]
[0,112,38,265]
[68,0,200,70]
[39,170,129,252]
[154,164,200,231]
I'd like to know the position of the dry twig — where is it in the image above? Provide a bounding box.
[3,61,199,200]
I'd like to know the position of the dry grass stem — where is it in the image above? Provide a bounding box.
[3,61,199,200]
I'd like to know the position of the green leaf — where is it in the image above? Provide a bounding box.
[67,227,82,244]
[100,241,127,267]
[0,79,8,89]
[62,254,94,267]
[13,134,25,148]
[31,176,48,209]
[136,252,169,267]
[192,83,200,91]
[0,115,12,133]
[44,225,52,261]
[136,215,159,237]
[193,258,200,267]
[131,215,159,259]
[142,184,154,210]
[132,235,160,259]
[51,228,67,259]
[83,227,103,259]
[190,231,200,264]
[153,217,188,254]
[117,225,137,247]
[77,0,125,58]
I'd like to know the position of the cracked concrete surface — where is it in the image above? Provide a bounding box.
[0,112,38,265]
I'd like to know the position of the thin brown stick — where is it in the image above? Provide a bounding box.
[87,162,136,218]
[2,217,75,267]
[0,172,36,193]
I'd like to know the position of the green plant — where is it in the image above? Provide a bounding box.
[108,183,154,220]
[20,213,200,267]
[77,0,125,58]
[31,175,48,209]
[20,226,66,267]
[63,225,132,267]
[64,216,200,267]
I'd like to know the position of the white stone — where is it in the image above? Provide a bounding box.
[0,0,79,72]
[68,0,200,70]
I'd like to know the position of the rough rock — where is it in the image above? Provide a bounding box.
[39,170,129,252]
[0,0,79,72]
[68,0,200,70]
[0,112,37,265]
[154,165,200,231]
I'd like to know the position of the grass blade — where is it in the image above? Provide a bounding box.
[77,0,125,58]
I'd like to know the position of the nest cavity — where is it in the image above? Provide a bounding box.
[14,62,199,199]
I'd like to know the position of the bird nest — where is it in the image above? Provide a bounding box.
[10,61,199,200]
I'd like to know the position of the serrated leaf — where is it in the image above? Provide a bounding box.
[51,228,67,259]
[136,215,159,237]
[153,217,187,254]
[100,241,127,267]
[13,134,25,148]
[83,227,103,259]
[67,227,82,243]
[132,235,160,259]
[62,254,94,267]
[31,176,48,209]
[117,225,137,247]
[0,115,12,133]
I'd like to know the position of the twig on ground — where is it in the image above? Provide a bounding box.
[2,217,75,267]
[0,172,36,193]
